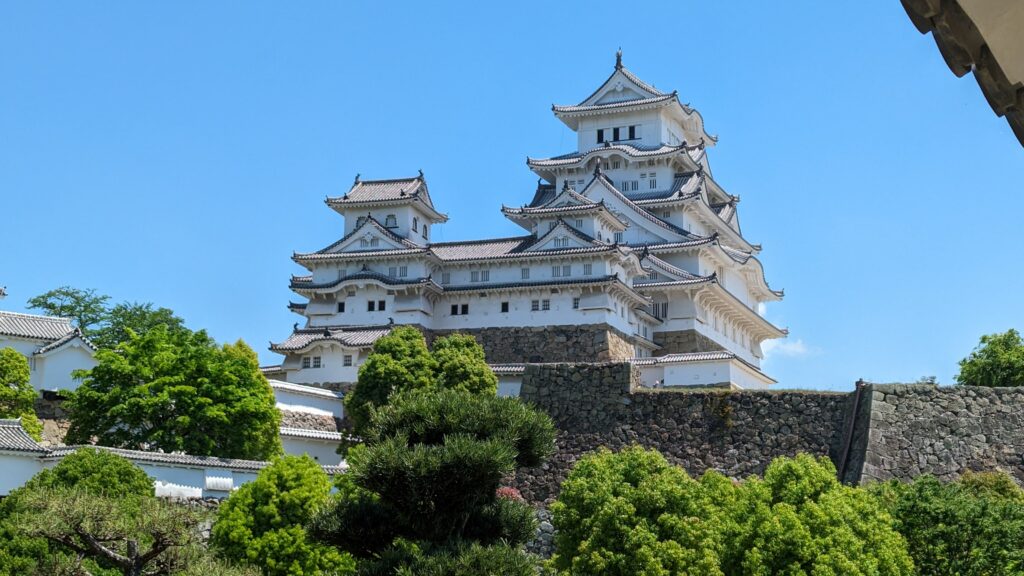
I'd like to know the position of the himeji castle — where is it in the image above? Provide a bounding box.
[268,52,787,391]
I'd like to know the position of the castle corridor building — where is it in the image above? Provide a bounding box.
[270,53,787,390]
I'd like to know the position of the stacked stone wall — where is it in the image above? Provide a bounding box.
[860,384,1024,484]
[652,329,724,356]
[514,363,852,504]
[428,324,635,364]
[514,364,1024,504]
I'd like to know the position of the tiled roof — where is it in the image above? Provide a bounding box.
[641,255,707,281]
[630,351,771,379]
[528,182,557,207]
[429,236,535,261]
[288,302,307,311]
[575,58,667,105]
[43,445,345,475]
[643,235,719,252]
[721,245,753,264]
[260,364,283,374]
[326,174,435,209]
[629,173,702,203]
[0,419,48,454]
[271,325,392,352]
[489,363,526,375]
[268,379,344,399]
[633,275,714,289]
[34,328,97,354]
[296,247,427,262]
[527,143,692,168]
[554,92,679,114]
[290,272,437,291]
[279,427,344,441]
[582,172,697,239]
[0,311,75,341]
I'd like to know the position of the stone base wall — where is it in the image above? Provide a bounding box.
[427,324,635,364]
[513,365,1024,505]
[513,363,852,504]
[652,329,724,356]
[860,384,1024,483]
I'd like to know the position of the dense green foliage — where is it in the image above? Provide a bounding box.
[26,286,187,349]
[870,471,1024,575]
[211,455,355,576]
[552,447,914,576]
[313,389,554,575]
[0,450,256,576]
[64,325,281,459]
[0,347,42,440]
[957,328,1024,387]
[26,286,110,335]
[90,301,187,350]
[344,327,498,435]
[20,447,155,498]
[0,450,146,576]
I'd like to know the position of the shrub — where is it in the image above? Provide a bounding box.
[870,471,1024,575]
[211,455,355,576]
[0,347,42,440]
[551,448,914,576]
[957,328,1024,387]
[312,389,554,574]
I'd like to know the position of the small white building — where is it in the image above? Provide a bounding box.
[0,419,345,498]
[0,311,98,393]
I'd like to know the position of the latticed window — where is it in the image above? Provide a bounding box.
[521,268,530,280]
[385,214,398,228]
[312,356,322,368]
[583,263,593,275]
[572,297,580,309]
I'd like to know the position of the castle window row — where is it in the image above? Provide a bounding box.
[301,355,322,369]
[596,125,638,144]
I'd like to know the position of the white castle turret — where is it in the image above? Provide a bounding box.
[270,53,786,390]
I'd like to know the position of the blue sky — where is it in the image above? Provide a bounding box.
[2,2,1022,391]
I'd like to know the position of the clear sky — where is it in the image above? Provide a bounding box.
[2,2,1022,391]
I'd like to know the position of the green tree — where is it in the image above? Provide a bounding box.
[64,326,281,460]
[312,388,555,575]
[26,286,110,336]
[0,448,153,576]
[551,448,914,576]
[870,471,1024,575]
[0,347,42,440]
[211,455,355,576]
[432,334,498,395]
[344,327,497,436]
[90,301,187,350]
[957,328,1024,387]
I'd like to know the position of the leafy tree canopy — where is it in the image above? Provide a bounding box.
[551,447,914,576]
[0,449,152,576]
[0,347,42,440]
[90,301,187,350]
[64,325,281,460]
[211,455,355,576]
[312,389,554,575]
[957,328,1024,387]
[870,471,1024,576]
[26,286,189,350]
[26,286,110,335]
[344,327,498,436]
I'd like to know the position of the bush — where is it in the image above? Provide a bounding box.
[957,328,1024,387]
[344,327,497,436]
[211,455,355,575]
[869,471,1024,575]
[0,449,154,576]
[551,448,914,576]
[312,389,554,574]
[0,347,42,441]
